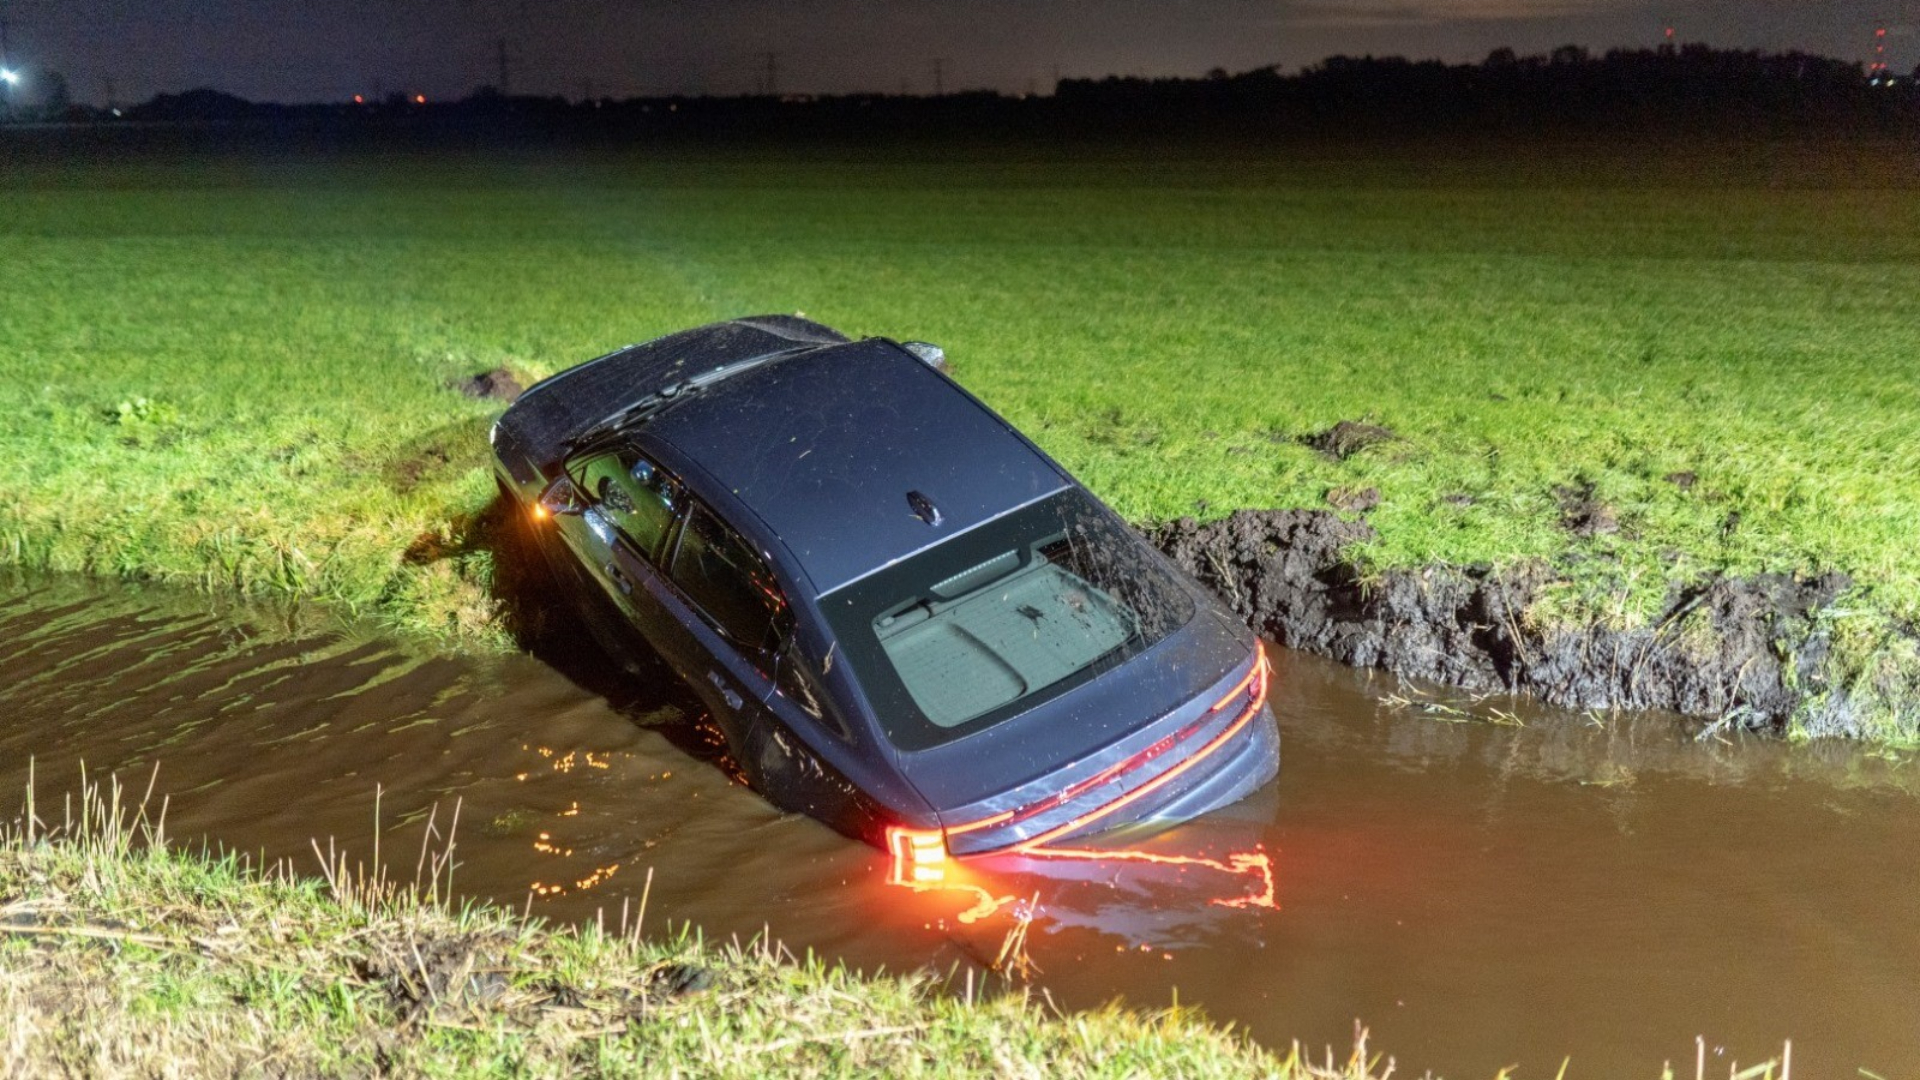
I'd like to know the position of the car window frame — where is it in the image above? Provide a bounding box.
[563,444,686,567]
[663,496,791,658]
[560,437,795,661]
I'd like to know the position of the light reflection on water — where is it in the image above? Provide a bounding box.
[2,573,1919,1077]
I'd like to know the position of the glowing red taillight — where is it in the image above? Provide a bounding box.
[885,826,948,885]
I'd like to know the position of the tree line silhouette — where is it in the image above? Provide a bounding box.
[46,43,1920,139]
[1057,44,1914,132]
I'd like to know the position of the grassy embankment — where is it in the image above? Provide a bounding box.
[0,777,1372,1078]
[0,136,1916,737]
[1,777,1804,1079]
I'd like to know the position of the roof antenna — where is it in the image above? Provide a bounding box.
[907,490,943,527]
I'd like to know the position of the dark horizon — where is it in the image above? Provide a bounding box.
[60,43,1904,147]
[0,0,1914,108]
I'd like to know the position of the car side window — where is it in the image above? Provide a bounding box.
[670,502,786,652]
[568,448,679,562]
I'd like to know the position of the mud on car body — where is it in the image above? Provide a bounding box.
[492,316,1278,860]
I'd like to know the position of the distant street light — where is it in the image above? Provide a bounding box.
[0,69,20,86]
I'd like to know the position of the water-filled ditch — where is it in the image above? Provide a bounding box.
[2,574,1915,1076]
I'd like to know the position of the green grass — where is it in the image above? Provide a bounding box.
[1,134,1916,734]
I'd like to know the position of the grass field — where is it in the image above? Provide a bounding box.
[1,133,1916,732]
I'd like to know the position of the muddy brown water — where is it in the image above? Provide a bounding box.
[3,574,1918,1077]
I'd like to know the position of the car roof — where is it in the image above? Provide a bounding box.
[494,315,848,485]
[643,339,1071,596]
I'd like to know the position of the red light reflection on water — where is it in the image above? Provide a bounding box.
[1024,845,1277,910]
[886,839,1277,924]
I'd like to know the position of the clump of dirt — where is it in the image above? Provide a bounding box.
[1152,510,1379,670]
[353,923,725,1033]
[1326,486,1380,513]
[1554,481,1620,537]
[401,524,466,566]
[449,367,524,403]
[359,930,514,1025]
[1303,420,1399,461]
[390,445,452,495]
[650,963,716,997]
[386,418,492,495]
[1151,509,1863,733]
[1665,471,1698,492]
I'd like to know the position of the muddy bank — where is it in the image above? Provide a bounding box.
[1152,510,1913,739]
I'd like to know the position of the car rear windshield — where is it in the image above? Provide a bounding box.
[820,489,1196,751]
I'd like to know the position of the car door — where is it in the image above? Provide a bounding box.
[550,445,686,656]
[658,499,788,772]
[762,633,894,840]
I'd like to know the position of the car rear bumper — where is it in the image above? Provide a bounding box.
[937,647,1278,856]
[1136,699,1278,826]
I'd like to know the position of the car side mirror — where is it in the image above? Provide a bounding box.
[538,475,589,517]
[901,341,948,373]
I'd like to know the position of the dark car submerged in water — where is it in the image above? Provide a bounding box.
[491,316,1277,866]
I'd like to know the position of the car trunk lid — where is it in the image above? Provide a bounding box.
[894,614,1267,855]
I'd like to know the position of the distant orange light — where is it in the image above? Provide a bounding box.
[353,94,364,104]
[414,94,426,104]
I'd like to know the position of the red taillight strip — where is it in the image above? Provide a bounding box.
[943,808,1016,836]
[1010,645,1269,852]
[1209,654,1262,712]
[943,645,1268,841]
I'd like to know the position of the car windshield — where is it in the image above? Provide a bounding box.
[820,489,1196,751]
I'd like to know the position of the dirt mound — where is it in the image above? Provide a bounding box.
[1151,509,1860,733]
[1326,486,1381,513]
[1554,481,1620,538]
[1303,420,1398,461]
[449,367,524,402]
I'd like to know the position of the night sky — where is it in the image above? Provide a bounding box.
[2,0,1915,106]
